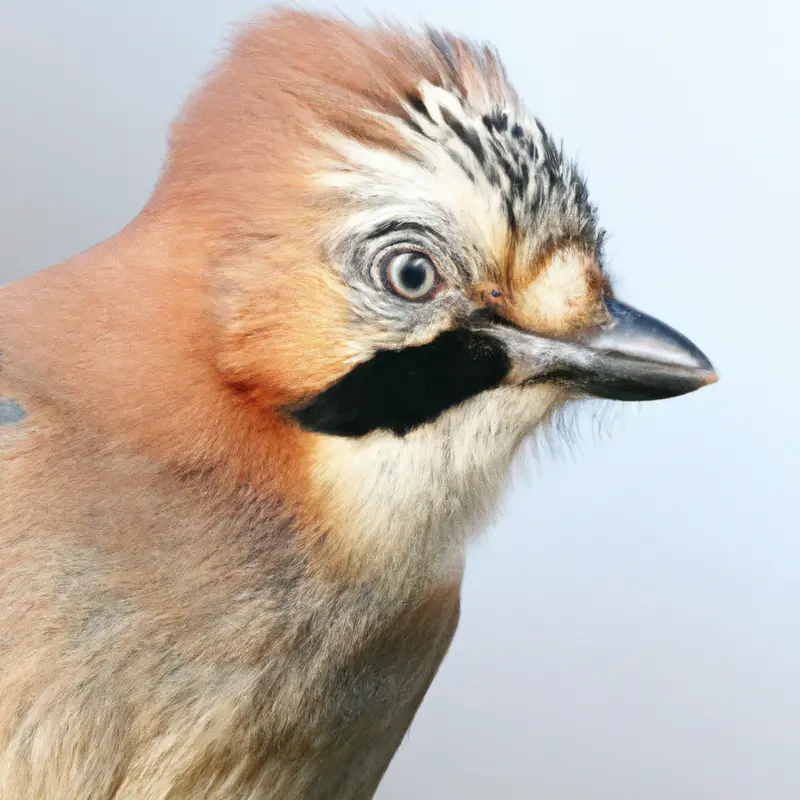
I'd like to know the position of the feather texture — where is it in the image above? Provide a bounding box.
[0,8,609,797]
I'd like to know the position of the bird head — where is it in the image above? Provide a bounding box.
[146,9,717,576]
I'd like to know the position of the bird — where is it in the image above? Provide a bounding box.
[0,8,717,799]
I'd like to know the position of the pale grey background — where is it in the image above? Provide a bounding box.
[1,1,797,798]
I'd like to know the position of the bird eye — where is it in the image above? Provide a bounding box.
[381,252,438,301]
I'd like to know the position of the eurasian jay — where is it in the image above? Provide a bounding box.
[0,9,717,799]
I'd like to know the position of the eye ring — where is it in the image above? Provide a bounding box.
[380,251,439,301]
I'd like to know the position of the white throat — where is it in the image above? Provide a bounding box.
[310,384,564,587]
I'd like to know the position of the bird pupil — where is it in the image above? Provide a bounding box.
[400,259,427,291]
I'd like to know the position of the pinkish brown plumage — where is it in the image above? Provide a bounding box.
[0,8,716,799]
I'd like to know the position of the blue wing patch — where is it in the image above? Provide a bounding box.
[0,398,28,426]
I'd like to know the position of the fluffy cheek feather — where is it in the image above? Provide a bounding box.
[212,240,361,406]
[301,384,568,586]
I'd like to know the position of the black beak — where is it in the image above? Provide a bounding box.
[563,298,718,400]
[494,297,718,401]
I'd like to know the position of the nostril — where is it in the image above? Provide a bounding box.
[475,282,506,309]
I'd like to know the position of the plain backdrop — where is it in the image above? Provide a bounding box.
[1,1,798,798]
